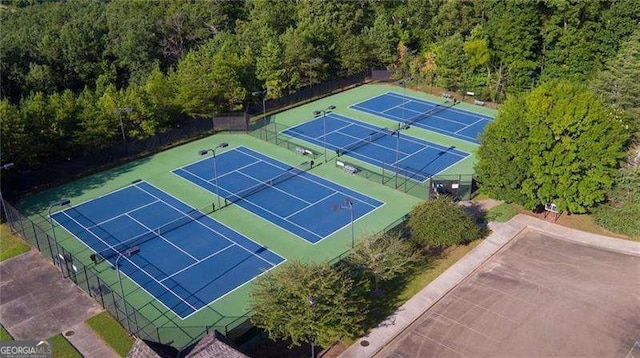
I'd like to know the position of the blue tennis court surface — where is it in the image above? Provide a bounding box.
[282,114,469,182]
[350,92,493,144]
[172,146,383,244]
[51,181,284,319]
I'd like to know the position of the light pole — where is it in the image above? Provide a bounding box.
[252,88,272,139]
[115,246,139,333]
[394,123,410,189]
[199,142,229,210]
[309,296,316,358]
[395,126,401,188]
[48,199,71,277]
[313,105,336,163]
[115,107,133,153]
[332,198,354,248]
[0,162,14,227]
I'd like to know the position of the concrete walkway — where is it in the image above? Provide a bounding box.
[0,249,118,357]
[65,322,120,358]
[339,214,640,357]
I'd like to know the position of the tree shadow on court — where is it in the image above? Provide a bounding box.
[13,156,153,216]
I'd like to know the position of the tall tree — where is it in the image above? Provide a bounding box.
[477,80,631,213]
[171,38,248,117]
[347,231,418,293]
[250,261,365,348]
[590,29,640,121]
[105,0,162,84]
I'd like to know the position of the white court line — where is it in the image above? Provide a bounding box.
[52,212,201,319]
[81,199,161,231]
[54,181,285,320]
[473,281,536,306]
[233,147,385,243]
[430,311,501,343]
[391,145,433,166]
[381,105,469,128]
[125,213,199,261]
[180,161,315,206]
[411,329,472,358]
[59,210,199,311]
[451,294,519,324]
[159,244,235,281]
[287,122,468,179]
[455,117,486,134]
[334,114,470,154]
[236,147,380,210]
[175,146,384,245]
[135,183,279,267]
[232,171,313,205]
[285,115,353,140]
[625,342,640,358]
[179,163,313,206]
[196,159,264,183]
[381,99,416,114]
[385,91,492,121]
[170,170,321,245]
[284,192,340,220]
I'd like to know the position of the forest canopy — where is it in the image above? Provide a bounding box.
[1,0,638,169]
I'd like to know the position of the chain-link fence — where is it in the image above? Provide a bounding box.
[248,120,477,201]
[246,70,371,116]
[333,158,477,200]
[248,122,322,161]
[3,117,245,197]
[1,201,251,352]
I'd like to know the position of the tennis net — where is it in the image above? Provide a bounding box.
[227,162,312,204]
[404,101,458,127]
[91,209,207,264]
[336,127,395,156]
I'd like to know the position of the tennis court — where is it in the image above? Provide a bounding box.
[350,92,493,144]
[172,146,383,244]
[282,114,469,182]
[50,181,285,319]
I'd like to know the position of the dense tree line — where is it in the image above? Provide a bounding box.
[1,0,638,170]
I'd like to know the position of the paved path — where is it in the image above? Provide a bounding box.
[339,214,640,357]
[0,249,118,357]
[65,322,120,358]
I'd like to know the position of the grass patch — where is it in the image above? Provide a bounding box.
[49,334,82,358]
[355,239,483,338]
[398,240,483,302]
[0,224,30,261]
[86,312,134,357]
[0,325,13,341]
[486,202,519,223]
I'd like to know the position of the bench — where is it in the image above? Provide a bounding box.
[474,100,485,106]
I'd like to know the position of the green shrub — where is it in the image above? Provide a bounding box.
[593,168,640,237]
[408,197,481,249]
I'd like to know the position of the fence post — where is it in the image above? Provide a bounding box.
[96,276,106,308]
[38,223,56,259]
[111,290,121,322]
